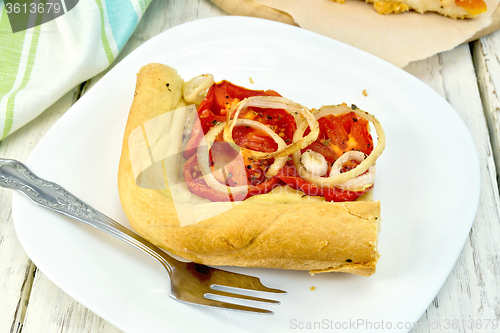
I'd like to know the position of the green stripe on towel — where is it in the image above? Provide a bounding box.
[0,6,27,112]
[1,24,41,140]
[95,0,114,65]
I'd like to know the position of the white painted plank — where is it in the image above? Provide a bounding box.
[0,88,78,333]
[17,1,226,333]
[21,270,122,333]
[474,30,500,185]
[405,44,500,332]
[6,1,499,332]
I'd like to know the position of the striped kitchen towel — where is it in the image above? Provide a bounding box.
[0,0,153,141]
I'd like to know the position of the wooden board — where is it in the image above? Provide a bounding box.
[211,0,500,41]
[3,1,500,332]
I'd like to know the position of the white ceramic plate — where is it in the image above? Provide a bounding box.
[13,17,480,333]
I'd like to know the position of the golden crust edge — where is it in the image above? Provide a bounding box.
[118,63,381,277]
[363,0,477,18]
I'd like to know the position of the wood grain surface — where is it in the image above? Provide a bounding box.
[473,30,500,184]
[1,0,500,332]
[406,44,500,332]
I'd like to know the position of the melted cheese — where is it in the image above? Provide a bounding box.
[245,185,373,204]
[245,185,326,203]
[373,1,409,14]
[455,0,487,15]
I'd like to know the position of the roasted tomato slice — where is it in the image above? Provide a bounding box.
[183,81,375,202]
[276,165,370,202]
[279,111,375,202]
[300,111,374,175]
[183,154,281,201]
[304,111,373,161]
[183,154,241,202]
[184,80,288,159]
[183,81,294,201]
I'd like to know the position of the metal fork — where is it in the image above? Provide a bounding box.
[0,158,286,314]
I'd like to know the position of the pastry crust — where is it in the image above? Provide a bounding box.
[363,0,485,18]
[118,63,381,276]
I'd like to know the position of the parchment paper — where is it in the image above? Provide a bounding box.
[254,0,499,67]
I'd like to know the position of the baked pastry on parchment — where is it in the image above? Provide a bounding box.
[352,0,487,18]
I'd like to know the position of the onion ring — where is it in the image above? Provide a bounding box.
[196,119,288,195]
[183,74,214,104]
[197,122,248,196]
[223,96,319,160]
[330,151,376,191]
[292,104,386,187]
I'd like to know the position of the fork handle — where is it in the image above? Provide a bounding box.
[0,158,177,273]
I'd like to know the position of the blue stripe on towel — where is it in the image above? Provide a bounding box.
[104,0,138,51]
